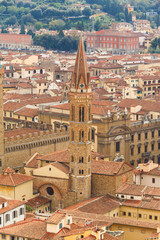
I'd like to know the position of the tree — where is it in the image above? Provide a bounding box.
[20,24,25,34]
[30,8,42,20]
[49,19,65,30]
[58,29,64,38]
[82,7,92,17]
[94,18,101,31]
[27,29,35,38]
[5,16,17,25]
[21,13,35,25]
[35,22,43,30]
[17,1,23,8]
[1,27,8,33]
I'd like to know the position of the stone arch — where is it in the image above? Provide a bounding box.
[38,183,63,211]
[107,125,132,135]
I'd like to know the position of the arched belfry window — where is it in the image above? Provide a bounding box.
[79,130,84,142]
[79,106,84,122]
[71,105,75,121]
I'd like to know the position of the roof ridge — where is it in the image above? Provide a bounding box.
[9,173,15,186]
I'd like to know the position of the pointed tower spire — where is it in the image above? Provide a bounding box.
[71,36,91,92]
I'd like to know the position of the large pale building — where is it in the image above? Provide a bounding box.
[86,30,139,54]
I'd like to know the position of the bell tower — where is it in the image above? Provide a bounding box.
[0,66,4,170]
[69,37,92,203]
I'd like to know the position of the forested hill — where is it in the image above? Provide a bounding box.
[0,0,160,33]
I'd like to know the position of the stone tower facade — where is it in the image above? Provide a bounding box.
[0,66,4,170]
[69,37,93,203]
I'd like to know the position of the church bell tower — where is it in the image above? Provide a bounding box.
[69,37,92,203]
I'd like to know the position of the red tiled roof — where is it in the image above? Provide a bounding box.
[0,168,34,186]
[0,218,47,239]
[3,102,24,112]
[37,150,70,163]
[26,196,50,209]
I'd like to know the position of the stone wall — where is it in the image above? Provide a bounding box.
[4,128,69,169]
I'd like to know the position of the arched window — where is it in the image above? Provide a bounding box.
[79,130,84,142]
[71,130,74,141]
[79,157,84,163]
[71,105,75,121]
[79,106,84,122]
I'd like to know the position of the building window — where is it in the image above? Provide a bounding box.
[131,148,134,156]
[128,212,131,217]
[71,156,74,162]
[131,135,134,141]
[158,130,160,137]
[123,212,126,216]
[158,142,160,150]
[145,132,148,139]
[139,214,142,218]
[59,223,63,229]
[152,178,155,184]
[155,216,158,220]
[13,211,17,218]
[71,105,75,121]
[79,169,84,175]
[91,129,95,142]
[138,146,141,154]
[88,156,90,162]
[152,143,154,151]
[79,106,84,122]
[145,145,148,153]
[79,157,84,163]
[138,133,141,141]
[5,214,10,222]
[79,130,84,142]
[2,235,5,239]
[116,142,120,152]
[46,187,54,196]
[149,215,152,219]
[67,219,70,225]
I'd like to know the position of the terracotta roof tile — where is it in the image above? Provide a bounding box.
[92,161,128,175]
[0,168,34,186]
[37,150,70,163]
[46,210,66,224]
[26,196,50,209]
[0,218,47,239]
